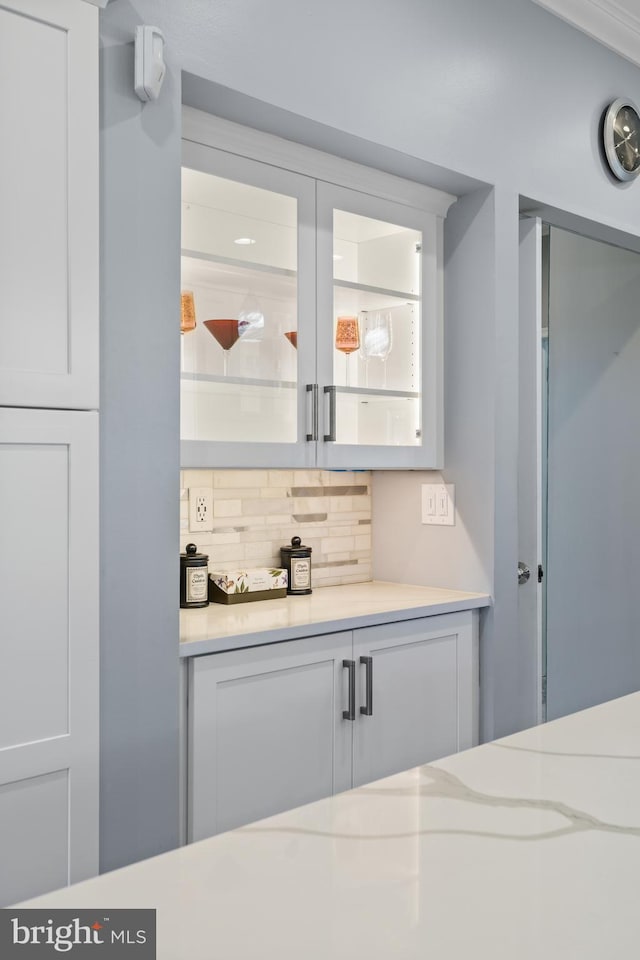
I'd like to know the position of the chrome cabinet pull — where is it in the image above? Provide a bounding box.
[343,659,356,720]
[360,656,373,716]
[323,385,336,442]
[306,383,318,441]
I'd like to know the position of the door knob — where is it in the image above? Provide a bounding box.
[518,562,531,585]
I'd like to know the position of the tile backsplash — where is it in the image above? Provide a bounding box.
[180,470,372,588]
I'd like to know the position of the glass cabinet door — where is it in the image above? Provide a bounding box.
[316,182,442,469]
[180,143,316,468]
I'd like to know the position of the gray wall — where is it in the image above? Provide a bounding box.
[99,32,181,871]
[546,227,640,719]
[99,0,640,868]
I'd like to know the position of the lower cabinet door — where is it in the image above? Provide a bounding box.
[188,632,353,841]
[0,408,99,905]
[352,611,477,788]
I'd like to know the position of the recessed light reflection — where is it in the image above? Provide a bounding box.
[234,237,256,245]
[333,254,343,261]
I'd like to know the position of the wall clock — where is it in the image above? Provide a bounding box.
[603,98,640,182]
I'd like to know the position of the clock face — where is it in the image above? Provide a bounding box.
[604,99,640,181]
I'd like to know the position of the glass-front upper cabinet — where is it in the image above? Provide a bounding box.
[316,183,442,469]
[180,142,316,468]
[180,117,452,470]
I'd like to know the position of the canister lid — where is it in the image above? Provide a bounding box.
[280,535,312,555]
[180,542,209,562]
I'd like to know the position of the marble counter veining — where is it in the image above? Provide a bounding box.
[19,691,640,958]
[179,580,491,656]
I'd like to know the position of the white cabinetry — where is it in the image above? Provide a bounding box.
[0,408,99,905]
[0,0,98,410]
[189,633,352,841]
[180,109,454,470]
[188,611,477,842]
[0,0,99,906]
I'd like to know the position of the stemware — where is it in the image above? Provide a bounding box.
[203,319,240,376]
[360,310,392,387]
[180,291,196,334]
[335,315,360,386]
[238,294,265,341]
[284,331,298,349]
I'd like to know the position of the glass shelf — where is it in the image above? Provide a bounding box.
[181,371,296,390]
[334,385,420,399]
[330,390,422,447]
[182,248,297,280]
[181,375,297,444]
[333,278,419,301]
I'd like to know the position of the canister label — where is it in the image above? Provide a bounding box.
[186,567,208,603]
[291,558,311,590]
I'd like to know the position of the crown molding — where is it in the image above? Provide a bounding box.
[532,0,640,67]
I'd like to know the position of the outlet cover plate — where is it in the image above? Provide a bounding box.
[421,483,455,525]
[189,487,214,533]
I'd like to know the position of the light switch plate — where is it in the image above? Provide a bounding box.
[422,483,455,525]
[189,487,214,533]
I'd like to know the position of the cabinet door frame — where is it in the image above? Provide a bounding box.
[316,181,443,470]
[0,407,99,902]
[351,611,478,787]
[188,631,353,841]
[180,141,317,469]
[0,0,98,410]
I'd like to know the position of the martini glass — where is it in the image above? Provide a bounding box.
[203,319,240,376]
[284,331,298,349]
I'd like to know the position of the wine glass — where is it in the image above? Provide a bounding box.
[335,315,360,386]
[360,310,392,387]
[203,319,240,376]
[180,291,197,334]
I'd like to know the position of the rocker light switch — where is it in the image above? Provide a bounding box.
[422,483,455,525]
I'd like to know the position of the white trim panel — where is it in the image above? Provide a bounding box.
[183,107,456,217]
[532,0,640,67]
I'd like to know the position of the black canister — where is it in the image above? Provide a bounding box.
[280,536,312,595]
[180,543,209,608]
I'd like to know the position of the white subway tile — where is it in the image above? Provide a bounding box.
[260,487,290,500]
[213,499,241,518]
[183,469,213,489]
[268,470,294,487]
[355,534,372,550]
[214,487,261,500]
[291,497,326,514]
[321,536,356,553]
[212,470,269,489]
[330,497,354,513]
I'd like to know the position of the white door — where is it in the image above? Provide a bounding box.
[0,408,99,905]
[188,632,353,841]
[352,612,477,788]
[517,218,544,728]
[0,0,98,410]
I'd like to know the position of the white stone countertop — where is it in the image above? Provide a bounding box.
[19,691,640,958]
[179,580,491,656]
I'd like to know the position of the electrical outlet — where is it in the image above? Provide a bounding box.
[189,487,214,533]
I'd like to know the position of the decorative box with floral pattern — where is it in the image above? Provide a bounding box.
[208,567,288,604]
